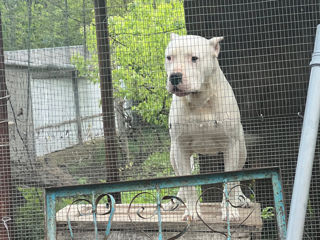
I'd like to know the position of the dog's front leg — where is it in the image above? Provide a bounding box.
[170,141,198,221]
[222,138,250,221]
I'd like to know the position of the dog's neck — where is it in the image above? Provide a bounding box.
[182,67,223,110]
[183,88,214,111]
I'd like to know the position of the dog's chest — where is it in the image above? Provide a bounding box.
[170,100,226,132]
[170,111,228,153]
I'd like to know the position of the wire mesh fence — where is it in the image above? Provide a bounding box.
[47,169,284,240]
[0,0,319,239]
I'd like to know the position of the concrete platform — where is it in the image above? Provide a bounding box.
[56,203,263,239]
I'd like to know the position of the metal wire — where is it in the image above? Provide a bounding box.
[0,0,319,239]
[1,217,11,240]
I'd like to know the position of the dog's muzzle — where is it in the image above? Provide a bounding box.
[169,72,183,86]
[168,72,192,97]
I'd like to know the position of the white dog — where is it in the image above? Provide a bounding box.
[165,33,250,221]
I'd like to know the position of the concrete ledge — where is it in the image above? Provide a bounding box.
[56,203,262,239]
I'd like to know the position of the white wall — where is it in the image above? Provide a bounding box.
[31,75,104,156]
[78,78,104,142]
[31,77,79,156]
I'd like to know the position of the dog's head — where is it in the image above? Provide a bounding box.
[165,33,223,97]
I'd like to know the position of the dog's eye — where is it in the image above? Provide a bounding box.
[166,56,172,61]
[191,56,198,63]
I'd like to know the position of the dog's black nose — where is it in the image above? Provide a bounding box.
[169,73,182,86]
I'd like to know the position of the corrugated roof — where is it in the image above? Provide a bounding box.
[4,45,85,70]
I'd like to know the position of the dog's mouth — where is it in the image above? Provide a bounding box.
[171,86,190,97]
[171,86,199,97]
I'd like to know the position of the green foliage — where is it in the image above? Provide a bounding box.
[74,0,186,127]
[0,0,94,50]
[261,206,275,220]
[121,188,179,204]
[15,187,44,238]
[307,199,314,215]
[142,151,173,177]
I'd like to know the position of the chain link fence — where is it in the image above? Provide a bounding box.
[0,0,319,239]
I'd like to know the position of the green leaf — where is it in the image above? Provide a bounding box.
[73,0,186,127]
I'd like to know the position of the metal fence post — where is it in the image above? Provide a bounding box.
[286,24,320,240]
[93,0,121,202]
[0,11,13,240]
[45,193,57,240]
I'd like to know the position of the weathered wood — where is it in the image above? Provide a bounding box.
[72,70,83,144]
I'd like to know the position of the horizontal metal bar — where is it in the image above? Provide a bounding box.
[35,113,102,131]
[45,167,280,198]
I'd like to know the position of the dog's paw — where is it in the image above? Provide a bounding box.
[182,212,193,222]
[233,194,252,208]
[182,208,200,222]
[162,199,180,211]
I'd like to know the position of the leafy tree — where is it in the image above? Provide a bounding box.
[74,0,186,127]
[0,0,94,50]
[0,0,185,126]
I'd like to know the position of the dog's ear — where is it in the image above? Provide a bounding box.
[170,33,180,41]
[209,37,224,57]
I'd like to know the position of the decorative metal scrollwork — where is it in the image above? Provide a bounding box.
[65,184,257,239]
[46,168,287,240]
[196,184,257,239]
[127,192,191,240]
[66,193,115,240]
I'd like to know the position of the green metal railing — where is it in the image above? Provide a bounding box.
[45,167,286,240]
